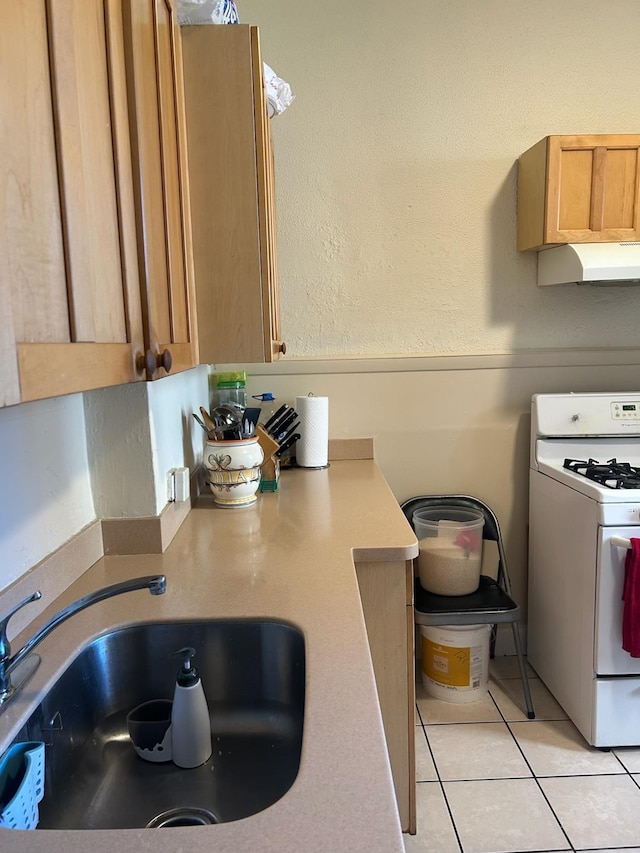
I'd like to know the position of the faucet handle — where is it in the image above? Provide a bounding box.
[0,592,42,662]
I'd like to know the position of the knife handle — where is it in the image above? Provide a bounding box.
[263,404,288,431]
[276,433,301,456]
[272,411,297,438]
[275,420,300,442]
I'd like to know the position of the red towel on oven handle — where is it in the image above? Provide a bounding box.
[622,538,640,657]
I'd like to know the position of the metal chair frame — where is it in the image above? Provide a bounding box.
[402,494,535,719]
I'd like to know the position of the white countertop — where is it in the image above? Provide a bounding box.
[0,460,417,852]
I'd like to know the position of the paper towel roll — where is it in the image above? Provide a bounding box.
[295,395,329,468]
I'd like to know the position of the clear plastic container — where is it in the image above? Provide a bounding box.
[413,506,484,595]
[209,371,247,409]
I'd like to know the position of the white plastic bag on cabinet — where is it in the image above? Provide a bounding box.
[263,62,295,117]
[176,0,239,25]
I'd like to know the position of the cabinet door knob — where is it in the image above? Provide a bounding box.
[158,349,173,373]
[143,348,173,376]
[275,341,287,356]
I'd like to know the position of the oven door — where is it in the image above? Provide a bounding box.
[596,527,640,675]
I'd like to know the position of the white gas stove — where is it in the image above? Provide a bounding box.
[529,392,640,746]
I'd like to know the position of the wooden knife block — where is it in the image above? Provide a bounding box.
[256,425,280,491]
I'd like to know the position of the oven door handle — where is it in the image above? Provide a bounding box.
[611,536,632,549]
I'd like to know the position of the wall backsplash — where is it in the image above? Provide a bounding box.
[0,394,95,592]
[233,348,640,632]
[84,366,208,518]
[0,366,209,595]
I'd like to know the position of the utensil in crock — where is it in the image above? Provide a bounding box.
[199,406,216,433]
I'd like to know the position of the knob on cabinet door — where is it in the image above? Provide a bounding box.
[141,348,173,376]
[275,341,287,356]
[158,349,173,373]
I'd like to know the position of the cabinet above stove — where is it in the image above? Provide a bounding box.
[518,134,640,253]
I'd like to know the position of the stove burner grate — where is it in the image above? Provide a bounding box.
[563,457,640,489]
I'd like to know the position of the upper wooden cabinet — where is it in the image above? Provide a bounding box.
[181,24,286,364]
[1,0,146,407]
[0,0,197,408]
[121,0,199,379]
[517,134,640,251]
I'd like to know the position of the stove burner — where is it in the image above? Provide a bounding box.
[563,458,640,489]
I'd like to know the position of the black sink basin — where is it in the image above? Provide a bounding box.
[11,619,305,830]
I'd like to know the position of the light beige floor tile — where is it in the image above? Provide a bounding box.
[489,654,537,680]
[579,849,640,852]
[416,679,502,724]
[427,722,531,781]
[403,782,459,853]
[613,746,640,772]
[540,774,640,849]
[443,778,569,853]
[490,676,568,722]
[415,727,438,782]
[510,719,626,776]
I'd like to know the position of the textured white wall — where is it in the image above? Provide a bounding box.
[240,0,640,356]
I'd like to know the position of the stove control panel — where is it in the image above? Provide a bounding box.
[533,393,640,437]
[611,401,640,421]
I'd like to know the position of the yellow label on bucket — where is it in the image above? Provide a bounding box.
[422,637,471,687]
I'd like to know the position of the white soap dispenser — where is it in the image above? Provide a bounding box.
[170,646,212,768]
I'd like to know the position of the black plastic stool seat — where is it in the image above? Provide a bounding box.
[414,576,519,626]
[402,494,535,719]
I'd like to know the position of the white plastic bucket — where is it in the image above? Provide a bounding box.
[420,624,491,703]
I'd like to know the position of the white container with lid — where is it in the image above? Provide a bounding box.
[413,506,484,595]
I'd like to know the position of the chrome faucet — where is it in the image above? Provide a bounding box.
[0,575,166,713]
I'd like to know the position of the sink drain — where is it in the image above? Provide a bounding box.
[146,807,218,828]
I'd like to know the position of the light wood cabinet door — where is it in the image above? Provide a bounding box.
[355,559,416,834]
[181,24,286,364]
[518,134,640,251]
[1,0,145,407]
[121,0,198,380]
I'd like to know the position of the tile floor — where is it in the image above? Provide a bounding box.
[404,657,640,853]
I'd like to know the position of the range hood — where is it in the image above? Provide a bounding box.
[537,242,640,286]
